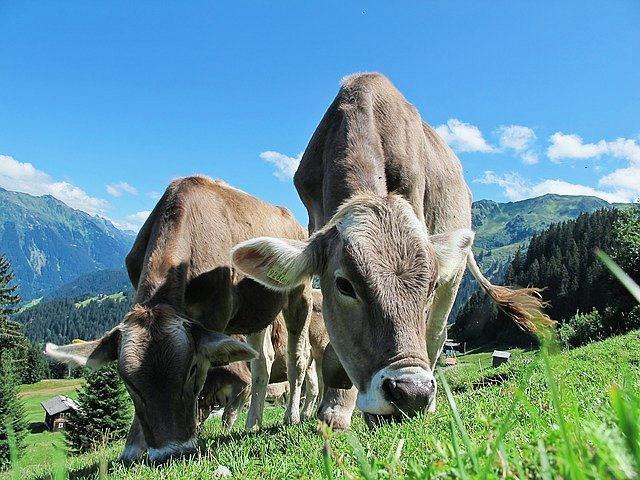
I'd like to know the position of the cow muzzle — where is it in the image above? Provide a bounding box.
[357,366,435,420]
[147,437,199,464]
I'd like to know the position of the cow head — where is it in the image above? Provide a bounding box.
[45,304,256,463]
[231,193,472,421]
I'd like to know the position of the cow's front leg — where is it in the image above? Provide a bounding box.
[246,327,275,431]
[283,285,312,425]
[120,415,147,463]
[302,359,319,420]
[317,386,357,430]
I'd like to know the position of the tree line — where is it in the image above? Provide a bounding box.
[452,207,640,348]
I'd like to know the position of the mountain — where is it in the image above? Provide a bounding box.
[452,194,629,320]
[44,267,133,301]
[0,187,135,300]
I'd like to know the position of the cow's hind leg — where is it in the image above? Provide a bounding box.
[223,384,250,431]
[246,326,275,431]
[425,265,465,412]
[282,285,312,425]
[302,359,319,420]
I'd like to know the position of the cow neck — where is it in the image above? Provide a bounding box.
[133,266,187,314]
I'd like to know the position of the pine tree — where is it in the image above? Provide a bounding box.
[0,351,27,470]
[21,343,49,385]
[0,255,29,379]
[0,256,19,319]
[66,363,131,454]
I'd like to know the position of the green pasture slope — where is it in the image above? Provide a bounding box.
[6,330,640,479]
[15,379,84,473]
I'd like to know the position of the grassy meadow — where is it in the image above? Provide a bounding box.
[4,330,640,479]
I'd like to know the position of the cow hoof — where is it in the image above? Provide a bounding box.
[284,411,301,425]
[245,416,261,432]
[317,407,352,431]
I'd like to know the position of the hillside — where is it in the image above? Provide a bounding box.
[14,290,133,344]
[0,188,134,299]
[43,267,132,301]
[452,193,627,319]
[6,330,640,479]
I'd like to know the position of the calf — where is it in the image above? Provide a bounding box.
[45,176,312,463]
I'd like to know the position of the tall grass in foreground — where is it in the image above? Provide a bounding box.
[318,252,640,479]
[4,253,640,479]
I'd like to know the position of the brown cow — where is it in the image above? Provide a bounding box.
[232,73,553,428]
[45,176,313,463]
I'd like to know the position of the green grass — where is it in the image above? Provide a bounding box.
[5,331,640,479]
[13,379,84,473]
[74,292,127,309]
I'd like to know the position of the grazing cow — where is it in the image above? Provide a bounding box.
[198,310,323,429]
[232,73,553,427]
[45,176,313,463]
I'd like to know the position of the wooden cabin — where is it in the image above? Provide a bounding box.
[41,395,79,431]
[492,350,511,368]
[444,339,467,355]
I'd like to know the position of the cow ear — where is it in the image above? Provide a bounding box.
[322,343,353,389]
[430,229,475,283]
[45,326,121,370]
[231,237,316,290]
[197,332,258,368]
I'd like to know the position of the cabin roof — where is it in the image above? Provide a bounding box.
[492,350,511,359]
[41,395,79,416]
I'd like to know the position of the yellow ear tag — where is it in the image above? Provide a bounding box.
[266,264,289,285]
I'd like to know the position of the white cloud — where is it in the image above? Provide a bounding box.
[147,191,162,200]
[520,151,539,165]
[496,125,538,164]
[497,125,536,151]
[113,210,151,231]
[547,133,640,164]
[259,151,302,181]
[598,166,640,200]
[546,132,640,202]
[435,119,496,153]
[106,182,138,197]
[0,154,109,215]
[476,171,633,204]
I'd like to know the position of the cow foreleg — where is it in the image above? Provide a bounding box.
[302,359,319,420]
[120,415,147,464]
[425,266,465,412]
[317,386,357,431]
[246,327,275,431]
[282,285,312,425]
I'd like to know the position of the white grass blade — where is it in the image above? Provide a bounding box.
[596,250,640,303]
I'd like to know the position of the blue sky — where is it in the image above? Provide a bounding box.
[1,1,638,230]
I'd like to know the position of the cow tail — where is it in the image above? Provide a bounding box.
[466,252,555,335]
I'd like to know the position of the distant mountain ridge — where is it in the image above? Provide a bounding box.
[452,193,631,320]
[0,187,134,299]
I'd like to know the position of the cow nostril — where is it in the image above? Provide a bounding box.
[381,378,403,402]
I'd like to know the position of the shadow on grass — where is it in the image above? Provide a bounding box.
[451,371,513,393]
[208,422,295,446]
[27,422,46,434]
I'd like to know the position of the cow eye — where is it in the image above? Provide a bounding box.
[335,276,357,299]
